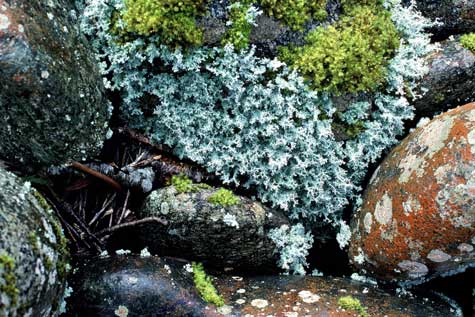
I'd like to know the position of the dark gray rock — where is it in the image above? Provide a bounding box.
[0,0,110,171]
[137,185,290,270]
[69,255,459,317]
[414,38,475,117]
[413,0,475,39]
[68,256,218,317]
[0,167,69,316]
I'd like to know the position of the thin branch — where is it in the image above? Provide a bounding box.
[117,190,130,225]
[96,217,168,237]
[71,161,122,192]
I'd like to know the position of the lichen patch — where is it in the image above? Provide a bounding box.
[0,13,10,30]
[374,193,393,225]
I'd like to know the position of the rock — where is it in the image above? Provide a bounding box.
[0,0,110,171]
[137,184,290,270]
[349,103,475,285]
[69,255,458,317]
[413,0,475,39]
[0,167,69,316]
[68,256,216,317]
[414,38,475,117]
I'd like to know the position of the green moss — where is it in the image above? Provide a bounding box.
[0,253,19,308]
[279,5,399,94]
[32,190,51,211]
[208,188,240,207]
[192,262,225,307]
[259,0,327,31]
[28,232,40,256]
[169,174,211,193]
[51,221,70,280]
[119,0,207,47]
[338,296,369,317]
[460,33,475,53]
[222,0,255,51]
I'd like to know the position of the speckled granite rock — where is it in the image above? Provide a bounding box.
[349,103,475,285]
[413,0,475,38]
[0,167,69,316]
[414,38,475,117]
[0,0,110,171]
[69,255,459,317]
[137,185,290,270]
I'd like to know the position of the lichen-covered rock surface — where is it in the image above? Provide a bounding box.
[69,255,458,317]
[0,0,110,170]
[414,38,475,117]
[0,167,69,316]
[413,0,475,38]
[349,103,475,285]
[138,184,290,270]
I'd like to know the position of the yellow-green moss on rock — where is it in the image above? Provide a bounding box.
[192,262,225,307]
[460,33,475,52]
[208,188,240,207]
[279,5,399,94]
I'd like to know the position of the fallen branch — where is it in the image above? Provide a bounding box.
[71,161,122,192]
[96,217,168,237]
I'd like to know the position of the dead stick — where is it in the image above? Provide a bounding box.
[71,161,122,192]
[96,217,168,237]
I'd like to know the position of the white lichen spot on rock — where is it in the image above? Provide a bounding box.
[374,193,393,225]
[402,196,422,215]
[427,249,451,262]
[457,243,474,253]
[0,13,9,30]
[398,115,454,183]
[18,24,24,33]
[251,299,269,309]
[298,290,320,303]
[467,130,475,154]
[114,305,128,317]
[353,248,365,265]
[47,12,54,20]
[236,288,246,294]
[363,212,373,233]
[217,305,233,315]
[236,299,246,304]
[41,70,50,79]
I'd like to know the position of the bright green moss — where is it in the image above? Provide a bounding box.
[259,0,327,31]
[192,262,225,307]
[222,0,255,51]
[279,5,399,94]
[169,174,211,193]
[0,253,19,308]
[208,188,240,207]
[52,221,70,280]
[338,296,369,317]
[460,33,475,53]
[120,0,207,47]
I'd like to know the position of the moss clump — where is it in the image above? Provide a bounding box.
[169,174,211,194]
[0,253,19,308]
[192,262,225,307]
[51,221,70,280]
[279,5,399,94]
[120,0,207,47]
[208,188,240,207]
[222,0,255,51]
[338,296,369,317]
[259,0,327,31]
[460,33,475,52]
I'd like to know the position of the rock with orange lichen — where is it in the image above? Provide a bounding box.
[68,255,458,316]
[349,102,475,285]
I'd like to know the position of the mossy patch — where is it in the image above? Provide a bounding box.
[338,296,369,317]
[118,0,208,47]
[168,174,211,194]
[0,253,19,308]
[460,33,475,53]
[259,0,328,31]
[208,188,240,207]
[192,262,225,307]
[222,0,255,51]
[279,5,399,94]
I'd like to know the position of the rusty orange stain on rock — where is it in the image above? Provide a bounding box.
[349,103,475,284]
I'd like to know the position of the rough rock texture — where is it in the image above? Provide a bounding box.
[413,0,475,39]
[414,38,475,117]
[0,168,69,316]
[0,0,110,170]
[137,185,290,270]
[349,103,475,285]
[69,255,459,317]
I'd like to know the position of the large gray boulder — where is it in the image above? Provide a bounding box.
[0,167,69,316]
[413,38,475,117]
[0,0,110,171]
[137,183,290,270]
